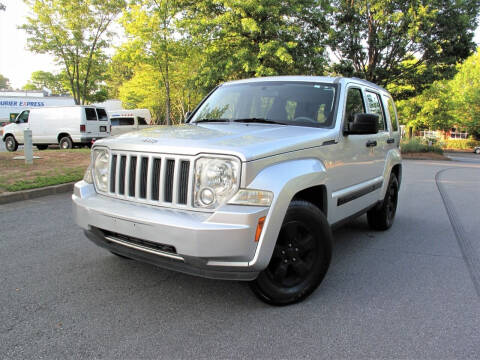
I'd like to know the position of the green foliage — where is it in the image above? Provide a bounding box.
[397,50,480,138]
[329,0,479,94]
[400,137,443,154]
[449,50,480,138]
[22,70,66,94]
[0,73,10,89]
[21,0,125,104]
[180,0,330,88]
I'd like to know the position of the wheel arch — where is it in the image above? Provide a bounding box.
[57,132,72,143]
[245,158,328,270]
[2,132,15,142]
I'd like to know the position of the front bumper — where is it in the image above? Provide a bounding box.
[72,181,269,280]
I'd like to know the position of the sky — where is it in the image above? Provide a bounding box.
[1,0,480,89]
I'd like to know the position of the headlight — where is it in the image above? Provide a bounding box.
[194,157,240,208]
[228,189,273,206]
[92,148,110,192]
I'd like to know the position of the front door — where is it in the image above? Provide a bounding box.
[13,110,30,144]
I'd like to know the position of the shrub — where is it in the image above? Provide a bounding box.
[441,139,480,150]
[401,137,443,154]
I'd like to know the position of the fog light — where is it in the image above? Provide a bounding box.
[199,188,215,206]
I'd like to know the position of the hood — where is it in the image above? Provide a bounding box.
[96,123,337,161]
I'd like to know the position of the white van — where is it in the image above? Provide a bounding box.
[1,105,110,151]
[108,109,152,136]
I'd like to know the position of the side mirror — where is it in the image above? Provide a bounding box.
[345,113,379,135]
[15,119,20,124]
[184,111,192,121]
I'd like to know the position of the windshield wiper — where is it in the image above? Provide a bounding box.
[233,118,286,125]
[194,118,230,123]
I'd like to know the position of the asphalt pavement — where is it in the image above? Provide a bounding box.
[1,159,480,359]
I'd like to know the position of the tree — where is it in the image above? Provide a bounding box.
[329,0,479,96]
[22,70,66,94]
[449,50,480,138]
[180,0,330,89]
[0,74,10,89]
[21,0,125,104]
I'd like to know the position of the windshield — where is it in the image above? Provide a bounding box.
[190,81,337,127]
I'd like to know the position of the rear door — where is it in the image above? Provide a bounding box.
[96,108,110,137]
[85,107,99,136]
[364,90,389,177]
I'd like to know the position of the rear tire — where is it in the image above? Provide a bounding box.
[367,173,399,230]
[5,135,18,152]
[59,136,73,149]
[250,200,332,306]
[35,144,48,150]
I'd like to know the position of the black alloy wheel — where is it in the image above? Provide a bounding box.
[367,173,399,230]
[5,135,18,152]
[250,200,332,305]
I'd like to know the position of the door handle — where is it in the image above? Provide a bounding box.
[387,138,395,144]
[366,140,377,147]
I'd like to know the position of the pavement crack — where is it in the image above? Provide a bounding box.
[435,167,480,298]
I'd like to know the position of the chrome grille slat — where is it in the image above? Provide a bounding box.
[107,151,194,209]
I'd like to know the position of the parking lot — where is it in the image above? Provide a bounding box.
[1,159,480,359]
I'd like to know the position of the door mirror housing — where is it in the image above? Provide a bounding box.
[184,111,192,122]
[15,119,20,124]
[345,113,379,135]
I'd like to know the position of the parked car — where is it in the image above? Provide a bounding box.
[1,106,110,151]
[474,146,480,154]
[73,76,402,305]
[108,109,152,136]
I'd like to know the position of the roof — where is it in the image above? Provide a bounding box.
[222,75,388,93]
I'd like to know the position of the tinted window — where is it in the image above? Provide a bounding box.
[366,92,386,131]
[111,117,134,126]
[386,97,398,132]
[17,110,30,123]
[344,88,365,123]
[190,82,337,128]
[85,108,97,121]
[137,117,148,125]
[96,108,108,121]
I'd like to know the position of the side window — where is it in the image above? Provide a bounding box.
[85,108,98,121]
[96,108,108,121]
[137,117,147,125]
[365,92,386,131]
[17,110,30,123]
[344,88,365,123]
[111,117,134,126]
[386,97,398,132]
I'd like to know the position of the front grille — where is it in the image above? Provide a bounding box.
[107,151,194,208]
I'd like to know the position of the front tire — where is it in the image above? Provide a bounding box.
[59,136,73,149]
[250,200,332,306]
[367,173,399,230]
[5,135,18,152]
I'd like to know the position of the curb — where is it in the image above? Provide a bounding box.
[0,182,75,205]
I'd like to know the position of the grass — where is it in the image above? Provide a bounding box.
[0,148,91,194]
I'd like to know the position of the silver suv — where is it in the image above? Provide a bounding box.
[73,76,402,305]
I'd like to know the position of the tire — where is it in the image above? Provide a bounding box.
[36,144,48,150]
[367,173,399,230]
[59,136,73,149]
[249,200,333,306]
[475,148,480,154]
[5,135,18,152]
